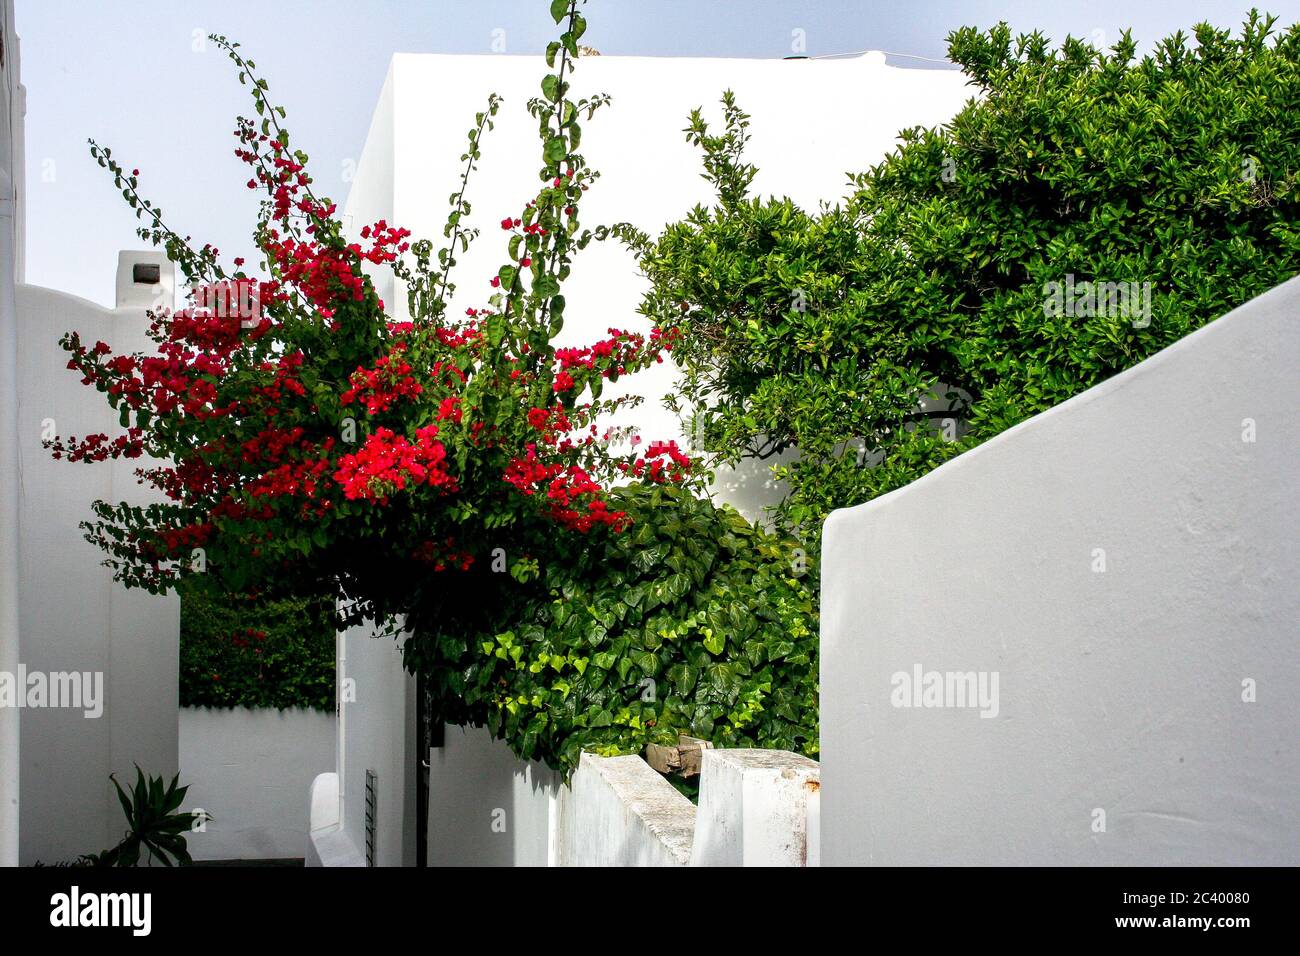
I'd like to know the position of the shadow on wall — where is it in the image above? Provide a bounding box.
[427,725,558,866]
[709,444,797,528]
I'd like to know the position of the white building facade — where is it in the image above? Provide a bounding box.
[312,50,974,866]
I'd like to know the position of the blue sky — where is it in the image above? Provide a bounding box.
[17,0,1299,305]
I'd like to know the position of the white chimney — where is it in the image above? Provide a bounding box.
[115,250,175,311]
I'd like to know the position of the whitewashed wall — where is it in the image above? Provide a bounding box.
[428,724,556,866]
[348,51,974,525]
[307,619,418,867]
[821,277,1300,866]
[15,273,180,865]
[179,707,335,861]
[329,51,972,866]
[425,725,818,866]
[0,0,25,866]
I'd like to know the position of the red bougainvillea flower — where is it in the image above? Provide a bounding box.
[332,426,457,502]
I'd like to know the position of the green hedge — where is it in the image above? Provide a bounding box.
[178,580,335,711]
[631,13,1300,549]
[405,484,819,772]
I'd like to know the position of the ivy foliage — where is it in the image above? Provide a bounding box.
[630,12,1300,547]
[406,485,818,772]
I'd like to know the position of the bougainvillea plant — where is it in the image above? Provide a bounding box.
[50,0,819,770]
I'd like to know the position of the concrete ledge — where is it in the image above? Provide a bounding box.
[305,772,365,867]
[557,753,695,866]
[692,749,820,866]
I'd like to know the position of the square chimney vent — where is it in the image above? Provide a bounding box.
[116,251,175,310]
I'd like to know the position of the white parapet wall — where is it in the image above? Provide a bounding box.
[556,753,697,867]
[821,276,1300,866]
[690,749,820,866]
[179,706,335,861]
[14,275,179,865]
[423,724,819,866]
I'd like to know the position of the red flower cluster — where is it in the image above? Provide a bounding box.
[333,426,456,502]
[411,537,475,572]
[229,628,267,650]
[620,439,692,484]
[47,427,146,463]
[504,444,628,532]
[341,345,424,414]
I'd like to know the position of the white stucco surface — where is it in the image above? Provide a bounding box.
[334,618,418,866]
[821,277,1300,866]
[179,706,335,861]
[556,752,696,867]
[427,724,557,866]
[421,725,820,866]
[690,748,819,866]
[346,51,974,524]
[0,0,24,867]
[15,279,179,865]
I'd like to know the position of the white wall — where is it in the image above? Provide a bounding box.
[335,619,417,867]
[0,0,24,867]
[821,277,1300,866]
[347,51,973,525]
[428,724,556,866]
[15,280,179,864]
[179,707,335,861]
[424,726,819,866]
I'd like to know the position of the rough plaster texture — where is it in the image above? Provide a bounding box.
[428,724,557,867]
[556,753,696,867]
[15,279,179,865]
[179,706,335,861]
[691,749,819,866]
[821,277,1300,865]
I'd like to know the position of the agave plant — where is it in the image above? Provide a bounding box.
[80,767,210,867]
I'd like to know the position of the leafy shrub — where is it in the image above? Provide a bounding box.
[52,1,814,772]
[407,484,818,770]
[179,581,335,710]
[631,12,1300,547]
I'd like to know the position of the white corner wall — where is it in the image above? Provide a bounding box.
[0,0,24,867]
[428,724,557,866]
[348,52,973,525]
[15,282,179,865]
[336,619,417,867]
[821,277,1300,866]
[179,706,335,861]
